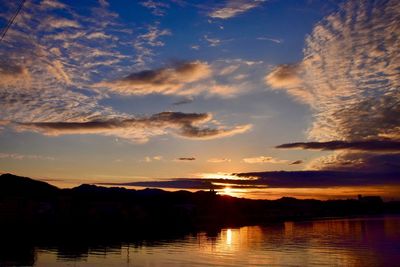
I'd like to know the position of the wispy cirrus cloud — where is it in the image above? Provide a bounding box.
[209,0,265,19]
[140,0,170,16]
[0,1,251,143]
[41,17,81,29]
[204,35,222,47]
[243,156,288,164]
[207,158,231,163]
[256,37,283,44]
[143,155,163,162]
[0,153,55,161]
[133,24,171,66]
[39,0,67,10]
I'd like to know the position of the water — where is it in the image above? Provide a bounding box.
[2,216,400,266]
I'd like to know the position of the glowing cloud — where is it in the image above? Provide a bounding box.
[243,156,288,164]
[267,0,400,170]
[15,112,251,143]
[98,61,211,95]
[209,0,265,19]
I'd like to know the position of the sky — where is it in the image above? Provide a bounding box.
[0,0,399,200]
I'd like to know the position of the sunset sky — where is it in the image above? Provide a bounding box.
[0,0,399,199]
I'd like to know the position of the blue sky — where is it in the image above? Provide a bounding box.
[0,0,399,199]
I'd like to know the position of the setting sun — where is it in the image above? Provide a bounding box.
[222,187,232,196]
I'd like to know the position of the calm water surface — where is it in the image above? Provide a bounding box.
[4,216,400,266]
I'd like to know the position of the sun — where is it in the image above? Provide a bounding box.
[223,187,232,195]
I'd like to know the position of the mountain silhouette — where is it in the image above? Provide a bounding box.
[0,173,58,197]
[0,173,398,237]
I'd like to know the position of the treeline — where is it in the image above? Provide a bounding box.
[0,173,398,234]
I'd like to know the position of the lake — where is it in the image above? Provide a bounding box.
[2,216,400,266]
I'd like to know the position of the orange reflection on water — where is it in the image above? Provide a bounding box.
[32,217,400,266]
[226,229,232,245]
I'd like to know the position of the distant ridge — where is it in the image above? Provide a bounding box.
[0,173,59,197]
[0,173,398,234]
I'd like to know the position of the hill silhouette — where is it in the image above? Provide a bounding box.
[0,173,399,236]
[0,173,58,197]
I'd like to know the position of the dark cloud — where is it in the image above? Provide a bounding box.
[101,170,400,190]
[178,124,251,139]
[290,160,303,165]
[101,179,220,190]
[276,140,400,152]
[177,157,196,161]
[0,60,30,86]
[308,152,400,172]
[15,112,251,142]
[172,97,194,106]
[234,170,400,188]
[0,62,25,76]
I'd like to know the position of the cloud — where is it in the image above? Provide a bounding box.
[234,170,400,188]
[277,140,400,152]
[266,0,400,170]
[43,17,81,29]
[15,112,250,142]
[97,61,211,95]
[179,123,252,140]
[0,1,253,144]
[0,153,54,161]
[0,0,139,123]
[207,158,231,163]
[86,32,112,40]
[290,160,303,165]
[243,156,288,164]
[257,37,283,44]
[204,35,222,47]
[144,155,163,162]
[101,170,400,190]
[97,58,266,98]
[0,61,30,86]
[209,0,265,19]
[306,152,400,172]
[107,179,218,190]
[177,157,196,161]
[39,0,66,10]
[266,0,400,141]
[265,64,313,104]
[172,96,194,106]
[140,0,169,16]
[133,24,171,65]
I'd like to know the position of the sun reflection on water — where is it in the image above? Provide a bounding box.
[226,229,232,245]
[27,217,400,266]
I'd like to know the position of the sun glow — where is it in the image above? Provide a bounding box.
[200,172,253,180]
[226,229,232,245]
[223,187,232,195]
